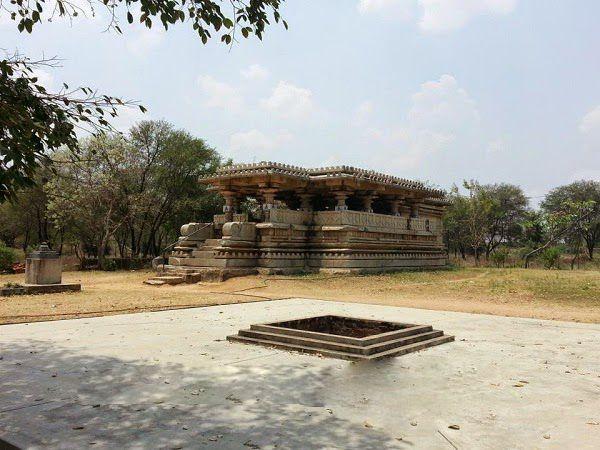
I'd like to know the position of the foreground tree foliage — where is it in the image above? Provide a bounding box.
[6,0,287,43]
[0,55,139,201]
[1,0,287,202]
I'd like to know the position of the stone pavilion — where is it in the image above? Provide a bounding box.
[161,162,448,279]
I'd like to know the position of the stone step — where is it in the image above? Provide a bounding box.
[366,335,455,360]
[226,334,454,361]
[173,246,195,252]
[168,256,228,267]
[146,275,186,285]
[249,323,433,346]
[237,329,443,356]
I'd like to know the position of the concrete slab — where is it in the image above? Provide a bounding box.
[0,299,599,449]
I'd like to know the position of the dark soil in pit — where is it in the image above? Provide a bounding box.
[270,315,408,338]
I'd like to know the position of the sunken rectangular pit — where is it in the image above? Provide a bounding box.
[227,315,454,361]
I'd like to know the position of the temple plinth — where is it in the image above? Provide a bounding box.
[164,162,448,278]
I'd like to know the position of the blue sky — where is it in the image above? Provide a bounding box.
[2,0,600,200]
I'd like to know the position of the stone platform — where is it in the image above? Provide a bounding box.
[0,283,81,296]
[1,299,599,449]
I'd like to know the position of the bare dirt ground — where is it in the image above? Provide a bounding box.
[1,267,599,325]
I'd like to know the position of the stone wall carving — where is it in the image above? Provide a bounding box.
[214,213,248,225]
[267,208,312,225]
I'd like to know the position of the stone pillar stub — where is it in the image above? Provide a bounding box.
[333,191,350,211]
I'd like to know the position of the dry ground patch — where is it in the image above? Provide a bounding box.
[1,268,599,325]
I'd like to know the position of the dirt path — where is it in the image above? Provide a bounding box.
[1,268,599,325]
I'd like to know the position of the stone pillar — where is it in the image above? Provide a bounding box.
[333,191,349,211]
[260,188,278,210]
[360,194,375,213]
[298,193,314,211]
[410,202,420,218]
[389,198,402,216]
[222,190,235,222]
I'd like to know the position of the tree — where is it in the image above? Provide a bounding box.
[116,120,222,258]
[1,0,287,202]
[444,181,529,263]
[0,173,53,251]
[443,186,470,259]
[541,181,600,259]
[44,121,223,267]
[0,55,139,202]
[523,200,597,268]
[480,183,528,259]
[5,0,287,43]
[46,136,129,268]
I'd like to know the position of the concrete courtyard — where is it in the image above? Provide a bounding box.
[1,298,599,449]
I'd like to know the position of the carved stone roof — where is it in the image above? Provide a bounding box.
[201,161,445,198]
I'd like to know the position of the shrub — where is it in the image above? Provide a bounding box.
[0,242,17,272]
[540,246,562,269]
[101,258,117,271]
[490,247,509,268]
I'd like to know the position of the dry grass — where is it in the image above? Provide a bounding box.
[1,267,599,325]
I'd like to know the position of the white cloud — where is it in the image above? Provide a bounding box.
[419,0,517,32]
[580,105,600,151]
[365,74,480,169]
[357,0,517,32]
[357,0,415,20]
[197,75,243,111]
[353,100,374,125]
[241,64,270,81]
[126,26,165,55]
[580,105,600,135]
[228,129,294,161]
[260,81,314,119]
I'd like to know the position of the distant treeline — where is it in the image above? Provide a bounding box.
[444,180,600,269]
[1,120,599,271]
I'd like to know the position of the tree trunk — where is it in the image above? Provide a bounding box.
[585,237,594,260]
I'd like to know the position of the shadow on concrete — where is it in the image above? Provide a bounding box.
[0,340,406,449]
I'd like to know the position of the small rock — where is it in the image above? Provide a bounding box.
[543,434,551,439]
[364,421,373,428]
[72,426,85,430]
[410,421,418,427]
[448,424,460,430]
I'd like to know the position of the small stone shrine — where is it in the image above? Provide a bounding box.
[1,243,81,296]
